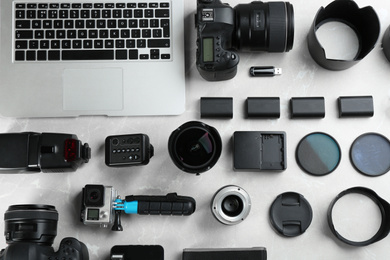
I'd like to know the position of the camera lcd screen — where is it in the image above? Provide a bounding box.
[87,209,100,220]
[203,38,214,62]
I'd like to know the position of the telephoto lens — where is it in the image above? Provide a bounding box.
[211,185,251,225]
[168,121,222,174]
[234,1,294,52]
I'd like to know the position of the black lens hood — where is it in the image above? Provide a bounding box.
[327,187,390,246]
[383,25,390,62]
[307,0,380,71]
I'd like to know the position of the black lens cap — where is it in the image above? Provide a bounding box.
[269,192,313,237]
[350,133,390,177]
[296,132,341,176]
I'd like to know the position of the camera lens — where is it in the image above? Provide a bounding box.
[168,121,222,174]
[234,1,294,52]
[89,191,100,201]
[211,185,251,225]
[222,195,244,217]
[4,204,58,245]
[84,185,105,207]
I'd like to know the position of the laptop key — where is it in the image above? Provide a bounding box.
[155,9,169,18]
[161,19,170,37]
[62,50,114,60]
[16,30,33,39]
[37,50,47,61]
[16,20,31,29]
[15,51,25,61]
[26,51,36,61]
[15,41,28,49]
[48,50,60,60]
[148,39,170,48]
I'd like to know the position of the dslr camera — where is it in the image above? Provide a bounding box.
[80,185,196,231]
[0,205,89,260]
[196,0,294,81]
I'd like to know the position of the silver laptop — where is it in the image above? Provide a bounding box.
[0,0,185,117]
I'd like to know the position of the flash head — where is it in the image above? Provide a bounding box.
[0,132,90,173]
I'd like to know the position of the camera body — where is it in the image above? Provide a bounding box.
[196,0,238,81]
[195,0,294,81]
[0,237,87,260]
[81,185,118,228]
[0,204,88,260]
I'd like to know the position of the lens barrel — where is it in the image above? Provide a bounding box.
[234,1,294,52]
[4,204,58,245]
[168,121,222,174]
[211,185,251,225]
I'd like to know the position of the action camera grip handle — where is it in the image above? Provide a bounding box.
[125,193,196,216]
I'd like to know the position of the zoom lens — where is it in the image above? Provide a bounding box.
[234,1,294,52]
[168,121,222,174]
[212,185,251,225]
[4,204,58,245]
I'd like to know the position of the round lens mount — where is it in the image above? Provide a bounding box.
[211,185,251,225]
[4,204,58,245]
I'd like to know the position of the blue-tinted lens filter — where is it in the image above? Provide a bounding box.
[350,133,390,177]
[296,132,341,176]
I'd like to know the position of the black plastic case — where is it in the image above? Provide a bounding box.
[183,248,267,260]
[290,97,325,118]
[338,96,374,117]
[233,131,286,171]
[110,245,164,260]
[200,97,233,118]
[246,97,280,118]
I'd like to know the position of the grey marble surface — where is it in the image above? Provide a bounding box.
[1,0,390,259]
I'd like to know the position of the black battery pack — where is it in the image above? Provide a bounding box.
[183,248,267,260]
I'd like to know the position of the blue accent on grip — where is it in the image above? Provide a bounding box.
[123,201,138,214]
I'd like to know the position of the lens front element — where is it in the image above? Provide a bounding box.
[212,185,251,225]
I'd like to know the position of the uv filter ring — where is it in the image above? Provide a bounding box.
[350,133,390,177]
[296,132,341,176]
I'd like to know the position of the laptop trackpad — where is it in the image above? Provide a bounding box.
[63,68,123,111]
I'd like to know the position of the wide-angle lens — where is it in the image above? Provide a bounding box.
[168,121,222,174]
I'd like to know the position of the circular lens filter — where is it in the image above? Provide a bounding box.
[350,133,390,176]
[296,132,341,176]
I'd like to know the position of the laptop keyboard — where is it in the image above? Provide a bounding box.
[14,1,172,61]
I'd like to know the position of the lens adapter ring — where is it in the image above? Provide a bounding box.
[307,0,380,70]
[328,187,390,246]
[211,185,251,225]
